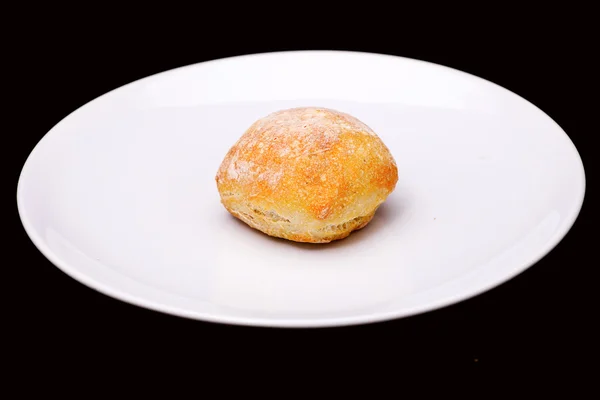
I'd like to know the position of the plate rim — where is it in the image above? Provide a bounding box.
[16,50,587,327]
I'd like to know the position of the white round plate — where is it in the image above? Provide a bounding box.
[17,51,585,327]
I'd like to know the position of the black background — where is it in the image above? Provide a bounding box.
[10,6,596,379]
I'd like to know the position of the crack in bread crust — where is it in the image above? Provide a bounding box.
[228,202,377,243]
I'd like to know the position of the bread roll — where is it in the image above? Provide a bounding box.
[215,107,398,243]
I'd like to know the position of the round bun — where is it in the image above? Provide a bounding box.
[215,107,398,243]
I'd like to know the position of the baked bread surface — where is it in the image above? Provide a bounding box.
[216,107,398,243]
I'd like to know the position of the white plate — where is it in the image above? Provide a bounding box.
[17,51,585,327]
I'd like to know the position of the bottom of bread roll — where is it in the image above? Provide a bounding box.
[225,203,378,244]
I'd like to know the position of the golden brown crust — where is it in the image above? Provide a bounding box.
[215,107,398,243]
